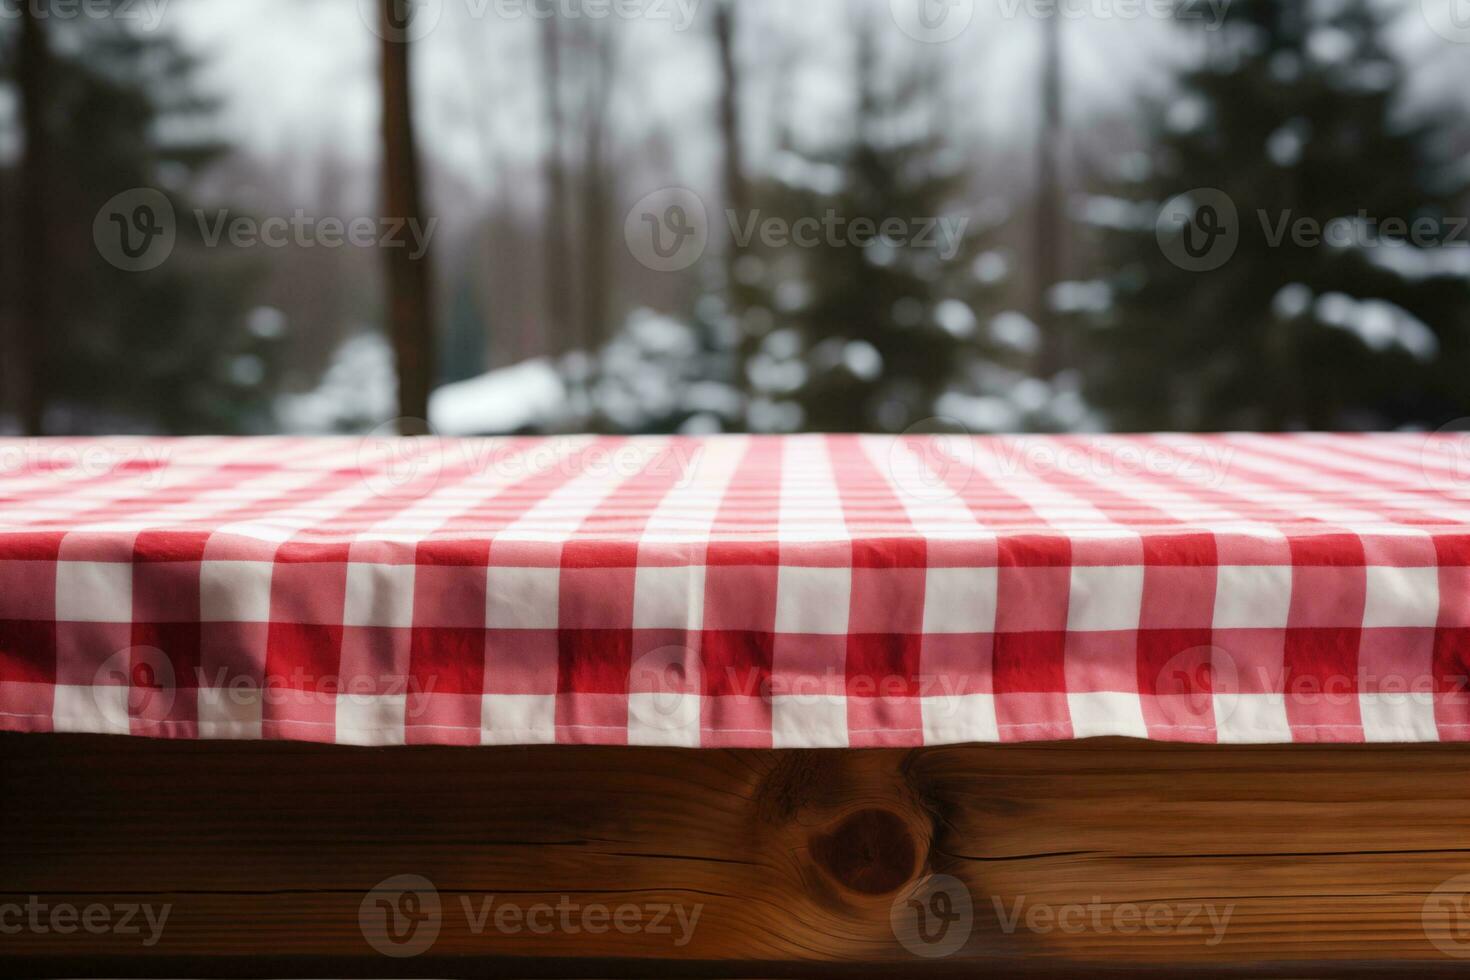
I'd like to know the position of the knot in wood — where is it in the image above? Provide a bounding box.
[809,808,918,896]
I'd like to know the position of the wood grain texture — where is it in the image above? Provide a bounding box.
[3,734,1470,977]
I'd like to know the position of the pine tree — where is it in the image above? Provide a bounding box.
[737,19,1009,434]
[1074,0,1470,431]
[2,4,280,433]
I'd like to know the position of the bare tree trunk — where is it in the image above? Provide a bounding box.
[540,13,575,356]
[455,27,517,366]
[17,4,51,436]
[713,0,748,305]
[578,23,617,353]
[1033,13,1065,378]
[380,0,436,430]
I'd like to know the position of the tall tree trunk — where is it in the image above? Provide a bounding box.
[1033,13,1065,378]
[713,0,748,308]
[380,0,436,430]
[17,4,51,436]
[540,13,574,356]
[578,24,617,353]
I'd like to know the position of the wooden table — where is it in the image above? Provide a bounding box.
[3,733,1470,976]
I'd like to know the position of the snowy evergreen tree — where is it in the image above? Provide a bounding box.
[1073,0,1470,431]
[734,19,1014,434]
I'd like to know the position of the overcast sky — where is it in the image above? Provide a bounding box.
[170,1,1177,183]
[167,0,1464,206]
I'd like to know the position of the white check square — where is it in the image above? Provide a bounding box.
[1067,690,1148,738]
[771,694,848,748]
[1213,693,1292,743]
[197,686,263,739]
[1361,566,1439,629]
[55,562,134,623]
[51,684,130,735]
[1066,566,1144,632]
[1360,691,1438,742]
[343,562,417,628]
[481,694,557,744]
[200,561,274,623]
[1213,566,1294,630]
[773,567,850,635]
[633,565,705,630]
[921,693,999,744]
[486,567,561,630]
[922,567,998,634]
[335,693,406,746]
[628,691,702,747]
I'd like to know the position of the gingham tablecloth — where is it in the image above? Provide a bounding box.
[1,433,1469,747]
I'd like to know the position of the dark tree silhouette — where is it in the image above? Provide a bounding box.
[17,3,51,435]
[576,20,618,352]
[380,0,437,429]
[737,14,1010,433]
[1033,12,1066,378]
[713,0,749,298]
[1075,0,1470,430]
[539,12,573,356]
[2,3,273,434]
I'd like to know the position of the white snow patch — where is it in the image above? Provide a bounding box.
[769,151,845,196]
[972,250,1009,284]
[935,392,1020,433]
[1364,244,1470,282]
[1307,27,1354,66]
[1165,95,1208,134]
[1076,195,1155,231]
[843,340,883,382]
[989,311,1041,354]
[1266,119,1309,167]
[247,306,288,340]
[1272,283,1314,319]
[430,358,566,436]
[1313,293,1439,362]
[935,299,978,338]
[1049,280,1113,315]
[276,331,398,434]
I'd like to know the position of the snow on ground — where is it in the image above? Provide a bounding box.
[276,332,398,433]
[430,358,567,436]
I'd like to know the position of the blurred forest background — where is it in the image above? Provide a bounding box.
[1,0,1469,437]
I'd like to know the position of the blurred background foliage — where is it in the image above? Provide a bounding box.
[1,0,1467,437]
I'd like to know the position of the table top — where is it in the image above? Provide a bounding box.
[1,433,1468,747]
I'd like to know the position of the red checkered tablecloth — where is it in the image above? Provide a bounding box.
[2,433,1469,746]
